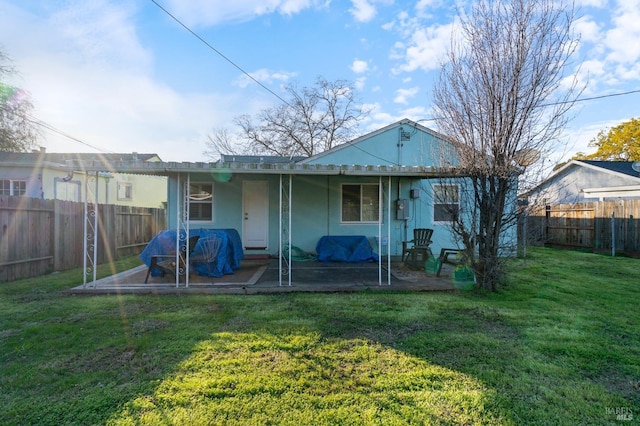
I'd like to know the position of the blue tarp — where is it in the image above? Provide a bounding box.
[315,235,379,263]
[139,229,244,277]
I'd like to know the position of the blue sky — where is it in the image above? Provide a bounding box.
[1,0,639,169]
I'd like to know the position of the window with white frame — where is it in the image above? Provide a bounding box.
[189,182,213,221]
[433,184,459,222]
[117,182,132,201]
[0,179,27,196]
[341,183,380,223]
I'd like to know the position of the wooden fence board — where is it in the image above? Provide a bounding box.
[0,196,166,282]
[523,199,640,255]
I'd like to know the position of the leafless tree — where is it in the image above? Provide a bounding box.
[0,50,38,152]
[432,0,582,290]
[204,77,368,160]
[203,127,242,159]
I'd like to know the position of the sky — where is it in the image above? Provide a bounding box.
[0,0,639,169]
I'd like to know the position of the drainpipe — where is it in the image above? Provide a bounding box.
[397,127,404,165]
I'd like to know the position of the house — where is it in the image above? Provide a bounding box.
[524,160,640,204]
[0,149,167,208]
[162,119,474,258]
[66,118,519,286]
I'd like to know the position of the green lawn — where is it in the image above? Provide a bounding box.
[0,248,638,425]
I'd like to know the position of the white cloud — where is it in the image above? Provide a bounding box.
[350,59,369,73]
[614,62,640,81]
[415,0,440,19]
[354,76,367,90]
[394,86,420,104]
[574,16,602,45]
[603,0,640,65]
[233,69,296,88]
[50,0,151,71]
[391,22,453,73]
[400,106,431,122]
[350,0,377,23]
[575,0,608,7]
[164,0,327,27]
[349,0,393,23]
[384,8,454,74]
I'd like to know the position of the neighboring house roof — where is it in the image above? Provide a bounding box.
[220,155,306,164]
[578,160,640,178]
[0,150,162,171]
[522,160,640,202]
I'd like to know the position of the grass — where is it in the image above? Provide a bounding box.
[0,247,638,425]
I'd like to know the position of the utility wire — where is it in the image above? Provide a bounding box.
[25,113,113,153]
[540,88,640,108]
[149,0,292,107]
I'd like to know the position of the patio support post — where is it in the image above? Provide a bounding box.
[387,175,391,285]
[183,174,191,287]
[377,176,392,286]
[175,173,181,287]
[289,174,292,286]
[174,173,192,288]
[82,170,99,288]
[279,175,282,286]
[378,176,382,285]
[278,174,292,286]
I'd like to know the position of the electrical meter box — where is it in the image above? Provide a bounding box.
[396,199,409,220]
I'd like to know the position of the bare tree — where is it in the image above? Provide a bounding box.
[0,50,38,152]
[203,128,242,159]
[205,77,368,160]
[432,0,582,291]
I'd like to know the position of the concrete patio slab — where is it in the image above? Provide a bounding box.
[68,259,462,295]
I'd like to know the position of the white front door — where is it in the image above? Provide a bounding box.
[242,180,269,249]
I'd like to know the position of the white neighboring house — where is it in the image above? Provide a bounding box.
[523,160,640,204]
[0,149,167,208]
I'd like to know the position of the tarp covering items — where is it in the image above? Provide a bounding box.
[140,228,244,277]
[315,235,379,263]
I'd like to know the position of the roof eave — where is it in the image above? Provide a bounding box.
[65,160,463,177]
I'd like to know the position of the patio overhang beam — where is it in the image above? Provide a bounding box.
[66,160,464,179]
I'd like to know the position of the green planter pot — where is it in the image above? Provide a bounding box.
[424,257,441,275]
[453,266,476,290]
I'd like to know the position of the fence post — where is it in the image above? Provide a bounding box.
[53,199,62,271]
[545,204,550,243]
[611,211,615,257]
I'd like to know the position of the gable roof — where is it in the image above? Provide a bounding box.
[298,118,452,165]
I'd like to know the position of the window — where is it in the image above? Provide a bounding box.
[117,182,132,201]
[0,179,26,196]
[433,184,459,222]
[189,182,213,221]
[341,184,380,222]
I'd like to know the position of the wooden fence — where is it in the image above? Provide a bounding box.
[0,196,166,282]
[522,200,640,255]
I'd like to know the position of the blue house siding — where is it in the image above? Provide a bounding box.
[167,172,462,258]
